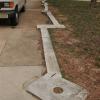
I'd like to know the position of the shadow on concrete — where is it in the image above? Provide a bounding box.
[0,19,10,26]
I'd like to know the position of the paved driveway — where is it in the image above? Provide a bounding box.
[0,0,47,66]
[0,0,47,100]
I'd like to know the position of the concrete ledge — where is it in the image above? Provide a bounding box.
[25,0,88,100]
[47,11,60,25]
[40,28,61,76]
[37,25,65,29]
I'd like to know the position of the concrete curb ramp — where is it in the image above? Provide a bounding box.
[25,0,88,100]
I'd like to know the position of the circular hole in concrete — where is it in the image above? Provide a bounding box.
[53,87,64,94]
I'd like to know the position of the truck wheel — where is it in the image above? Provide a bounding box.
[10,8,19,26]
[21,6,26,12]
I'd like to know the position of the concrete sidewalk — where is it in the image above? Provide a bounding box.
[0,66,43,100]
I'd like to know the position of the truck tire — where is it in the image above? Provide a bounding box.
[10,7,19,26]
[21,6,26,12]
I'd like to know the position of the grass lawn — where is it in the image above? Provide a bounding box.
[48,0,100,68]
[48,0,100,100]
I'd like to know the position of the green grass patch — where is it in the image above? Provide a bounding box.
[48,0,100,36]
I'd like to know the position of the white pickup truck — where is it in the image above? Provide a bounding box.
[0,0,26,26]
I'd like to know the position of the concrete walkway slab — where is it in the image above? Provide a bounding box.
[0,29,42,66]
[0,66,43,100]
[26,74,87,100]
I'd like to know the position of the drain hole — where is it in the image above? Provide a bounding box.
[53,87,63,94]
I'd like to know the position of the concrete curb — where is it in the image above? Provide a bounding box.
[25,1,88,100]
